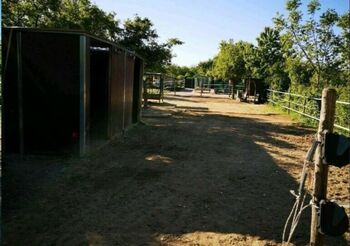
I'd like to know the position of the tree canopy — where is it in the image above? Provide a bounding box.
[2,0,183,72]
[3,0,348,95]
[169,0,348,96]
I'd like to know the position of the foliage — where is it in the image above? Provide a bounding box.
[274,0,342,88]
[256,27,290,90]
[119,15,183,72]
[241,42,259,79]
[212,40,246,82]
[195,59,214,77]
[337,12,350,80]
[285,57,313,87]
[3,0,120,40]
[165,64,196,78]
[274,84,350,136]
[3,0,348,98]
[2,0,183,71]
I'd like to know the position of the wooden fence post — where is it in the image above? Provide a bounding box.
[200,79,203,97]
[288,90,291,114]
[310,88,337,246]
[143,79,148,108]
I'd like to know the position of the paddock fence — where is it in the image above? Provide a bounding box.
[267,89,350,134]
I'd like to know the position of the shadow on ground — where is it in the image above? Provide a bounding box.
[2,105,349,245]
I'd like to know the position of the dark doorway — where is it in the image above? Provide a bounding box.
[89,48,109,141]
[132,58,142,123]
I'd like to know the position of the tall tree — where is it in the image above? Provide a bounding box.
[195,59,213,77]
[2,0,183,71]
[2,0,120,40]
[119,15,183,71]
[212,40,246,82]
[242,42,260,79]
[337,12,350,80]
[274,0,342,88]
[256,27,290,90]
[165,64,196,78]
[3,0,61,27]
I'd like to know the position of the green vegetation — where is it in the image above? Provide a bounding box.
[165,0,349,131]
[3,0,349,105]
[208,0,348,92]
[168,1,349,97]
[2,0,183,72]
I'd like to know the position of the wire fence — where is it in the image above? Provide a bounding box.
[267,89,350,134]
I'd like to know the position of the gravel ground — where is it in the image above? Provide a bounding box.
[2,92,349,245]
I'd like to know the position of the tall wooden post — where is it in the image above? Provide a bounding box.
[200,79,203,97]
[310,88,336,246]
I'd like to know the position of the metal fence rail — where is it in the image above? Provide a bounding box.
[267,89,350,133]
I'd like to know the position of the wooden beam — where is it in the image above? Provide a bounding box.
[310,88,336,245]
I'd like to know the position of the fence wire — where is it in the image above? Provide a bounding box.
[267,89,350,134]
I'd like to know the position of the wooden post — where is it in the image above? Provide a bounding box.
[143,79,148,108]
[200,79,203,97]
[303,96,307,113]
[230,80,235,99]
[288,90,291,114]
[310,88,336,246]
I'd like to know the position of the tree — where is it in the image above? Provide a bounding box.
[195,59,213,76]
[108,15,183,71]
[57,0,121,41]
[274,0,342,88]
[212,40,246,82]
[241,42,260,79]
[165,64,196,78]
[3,0,61,27]
[337,12,350,80]
[256,27,290,90]
[2,0,183,72]
[2,0,121,40]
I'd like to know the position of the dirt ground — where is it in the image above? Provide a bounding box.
[2,91,350,245]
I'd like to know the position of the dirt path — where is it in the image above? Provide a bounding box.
[3,93,349,245]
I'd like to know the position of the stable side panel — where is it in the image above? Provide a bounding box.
[124,55,135,129]
[21,32,80,153]
[2,30,19,153]
[110,50,125,136]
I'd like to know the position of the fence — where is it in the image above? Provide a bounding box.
[267,89,350,134]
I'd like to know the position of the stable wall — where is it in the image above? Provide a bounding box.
[2,28,143,155]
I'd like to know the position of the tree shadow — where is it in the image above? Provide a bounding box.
[2,108,349,245]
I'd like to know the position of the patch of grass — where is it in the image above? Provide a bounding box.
[266,103,318,129]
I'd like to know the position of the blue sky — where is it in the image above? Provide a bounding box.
[96,0,347,66]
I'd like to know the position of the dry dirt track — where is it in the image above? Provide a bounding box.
[3,92,350,245]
